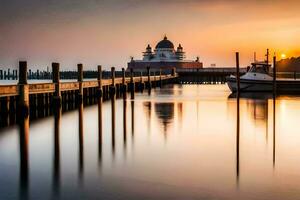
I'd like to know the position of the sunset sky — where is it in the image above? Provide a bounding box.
[0,0,300,70]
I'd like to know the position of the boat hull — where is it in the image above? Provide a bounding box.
[226,77,300,93]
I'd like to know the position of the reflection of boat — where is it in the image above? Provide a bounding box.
[227,61,300,93]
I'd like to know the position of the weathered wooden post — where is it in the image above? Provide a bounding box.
[18,61,29,118]
[18,61,30,193]
[236,52,240,94]
[77,64,83,105]
[273,56,277,95]
[52,63,61,108]
[130,68,135,99]
[109,67,116,98]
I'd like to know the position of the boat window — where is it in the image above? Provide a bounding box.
[249,65,268,74]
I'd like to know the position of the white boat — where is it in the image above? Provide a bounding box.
[226,61,300,93]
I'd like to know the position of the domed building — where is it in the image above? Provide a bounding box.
[128,36,203,71]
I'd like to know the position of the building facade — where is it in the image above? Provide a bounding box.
[127,36,203,71]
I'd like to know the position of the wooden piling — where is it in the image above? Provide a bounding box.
[18,61,29,118]
[110,67,116,97]
[97,65,103,98]
[77,64,83,104]
[52,63,61,107]
[236,52,240,93]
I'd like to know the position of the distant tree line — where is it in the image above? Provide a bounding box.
[277,57,300,72]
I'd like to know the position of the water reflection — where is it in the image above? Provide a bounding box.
[78,103,84,182]
[273,96,276,168]
[98,96,103,164]
[154,103,174,137]
[53,106,61,197]
[5,85,300,200]
[111,96,116,154]
[236,95,240,185]
[143,102,152,135]
[131,101,135,138]
[123,94,127,149]
[19,113,29,199]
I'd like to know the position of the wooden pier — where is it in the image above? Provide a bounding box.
[0,62,177,128]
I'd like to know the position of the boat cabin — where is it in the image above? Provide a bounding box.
[248,62,271,74]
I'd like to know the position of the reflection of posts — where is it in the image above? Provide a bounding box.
[123,95,127,146]
[78,103,84,180]
[53,105,61,196]
[273,95,276,167]
[111,96,116,154]
[236,95,240,184]
[97,65,103,163]
[18,61,30,199]
[131,101,135,137]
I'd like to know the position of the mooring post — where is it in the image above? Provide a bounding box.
[110,67,116,97]
[77,64,84,105]
[52,63,61,108]
[97,65,103,98]
[18,69,30,197]
[18,61,29,119]
[273,56,277,95]
[130,68,135,99]
[236,52,240,93]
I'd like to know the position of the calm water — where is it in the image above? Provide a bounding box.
[1,84,300,200]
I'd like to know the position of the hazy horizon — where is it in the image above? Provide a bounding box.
[1,0,300,70]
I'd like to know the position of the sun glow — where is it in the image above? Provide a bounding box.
[281,53,287,59]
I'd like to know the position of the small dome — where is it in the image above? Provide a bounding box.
[155,36,174,49]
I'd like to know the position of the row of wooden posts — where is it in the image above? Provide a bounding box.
[0,61,176,128]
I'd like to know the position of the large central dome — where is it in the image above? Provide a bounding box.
[155,36,174,49]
